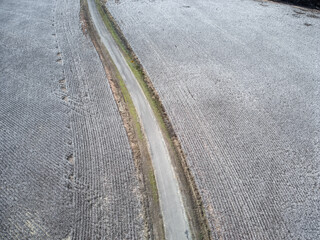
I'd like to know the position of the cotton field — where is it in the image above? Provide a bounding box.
[0,0,143,239]
[107,0,320,239]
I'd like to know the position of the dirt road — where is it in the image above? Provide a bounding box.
[87,0,192,239]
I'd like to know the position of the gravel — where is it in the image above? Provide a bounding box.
[106,0,320,239]
[0,0,143,239]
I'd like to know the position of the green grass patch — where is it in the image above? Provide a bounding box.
[148,170,159,203]
[116,71,144,140]
[95,0,129,55]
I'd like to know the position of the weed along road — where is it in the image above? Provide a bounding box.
[87,0,192,239]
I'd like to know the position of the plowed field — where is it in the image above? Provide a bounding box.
[0,0,143,238]
[107,0,320,239]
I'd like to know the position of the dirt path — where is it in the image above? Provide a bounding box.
[87,0,192,239]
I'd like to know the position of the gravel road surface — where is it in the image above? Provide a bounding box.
[106,0,320,239]
[0,0,143,239]
[88,0,191,239]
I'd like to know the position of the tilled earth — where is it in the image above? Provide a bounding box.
[0,0,143,239]
[107,0,320,239]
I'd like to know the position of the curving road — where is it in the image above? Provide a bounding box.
[87,0,191,239]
